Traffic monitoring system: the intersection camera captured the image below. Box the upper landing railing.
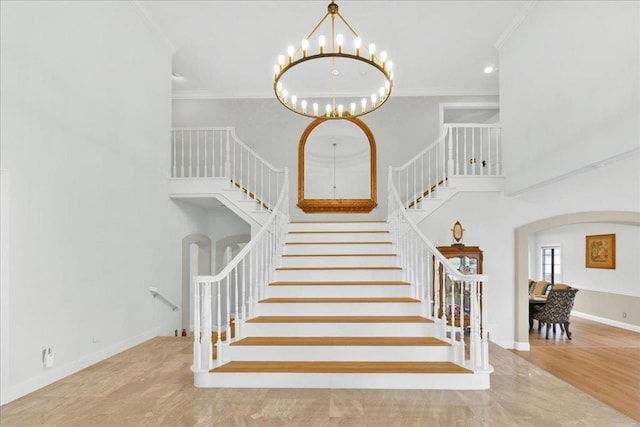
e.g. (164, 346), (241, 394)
(392, 124), (502, 209)
(171, 127), (285, 210)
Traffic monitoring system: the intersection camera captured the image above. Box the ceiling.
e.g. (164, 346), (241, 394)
(138, 1), (528, 99)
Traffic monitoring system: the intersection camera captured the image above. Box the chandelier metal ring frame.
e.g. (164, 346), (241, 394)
(273, 1), (394, 120)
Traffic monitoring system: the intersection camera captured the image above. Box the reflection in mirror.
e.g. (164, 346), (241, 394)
(304, 120), (369, 199)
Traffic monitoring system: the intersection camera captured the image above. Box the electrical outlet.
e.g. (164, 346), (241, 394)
(622, 312), (627, 319)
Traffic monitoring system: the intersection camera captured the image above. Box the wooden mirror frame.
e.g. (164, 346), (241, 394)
(297, 117), (377, 214)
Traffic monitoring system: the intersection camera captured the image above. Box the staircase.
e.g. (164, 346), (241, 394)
(192, 220), (490, 390)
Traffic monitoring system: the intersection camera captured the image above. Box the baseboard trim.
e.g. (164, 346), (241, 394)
(493, 340), (530, 351)
(3, 326), (162, 405)
(571, 311), (640, 333)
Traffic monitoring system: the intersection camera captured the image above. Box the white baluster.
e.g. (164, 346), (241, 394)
(496, 128), (502, 175)
(226, 276), (231, 354)
(188, 131), (193, 177)
(225, 129), (231, 180)
(487, 128), (492, 176)
(462, 128), (467, 176)
(196, 130), (200, 177)
(215, 280), (221, 366)
(480, 128), (484, 176)
(447, 125), (454, 178)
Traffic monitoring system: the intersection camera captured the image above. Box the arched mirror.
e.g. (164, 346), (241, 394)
(298, 117), (377, 213)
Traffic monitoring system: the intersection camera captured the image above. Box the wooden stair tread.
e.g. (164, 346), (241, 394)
(269, 281), (410, 286)
(276, 266), (401, 271)
(231, 337), (449, 346)
(259, 297), (419, 303)
(246, 316), (433, 323)
(210, 361), (471, 374)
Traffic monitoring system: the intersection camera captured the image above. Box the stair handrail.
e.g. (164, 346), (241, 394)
(191, 168), (289, 373)
(171, 127), (285, 210)
(390, 127), (450, 210)
(387, 165), (490, 372)
(149, 286), (179, 311)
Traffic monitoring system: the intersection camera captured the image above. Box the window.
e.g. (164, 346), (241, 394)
(541, 246), (561, 284)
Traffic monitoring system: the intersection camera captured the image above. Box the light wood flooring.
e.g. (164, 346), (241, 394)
(514, 316), (640, 422)
(1, 318), (638, 426)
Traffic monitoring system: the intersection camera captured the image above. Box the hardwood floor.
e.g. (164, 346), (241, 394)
(2, 318), (638, 426)
(513, 316), (640, 422)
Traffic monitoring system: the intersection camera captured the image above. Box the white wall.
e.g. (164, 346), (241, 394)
(499, 1), (640, 195)
(419, 150), (640, 348)
(0, 2), (208, 403)
(172, 95), (498, 220)
(207, 206), (250, 272)
(533, 223), (640, 297)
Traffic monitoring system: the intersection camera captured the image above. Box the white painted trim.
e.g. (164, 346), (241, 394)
(571, 311), (640, 333)
(494, 340), (530, 351)
(3, 327), (162, 405)
(0, 170), (10, 405)
(494, 1), (538, 50)
(438, 101), (500, 135)
(132, 1), (176, 54)
(507, 148), (640, 196)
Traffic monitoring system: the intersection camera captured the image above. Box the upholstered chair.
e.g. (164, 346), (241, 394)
(551, 283), (571, 290)
(530, 281), (551, 296)
(532, 288), (579, 339)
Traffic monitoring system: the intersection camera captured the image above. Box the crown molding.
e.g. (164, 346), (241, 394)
(494, 1), (538, 51)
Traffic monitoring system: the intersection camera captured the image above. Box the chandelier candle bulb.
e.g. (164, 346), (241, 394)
(368, 43), (376, 60)
(282, 89), (288, 104)
(350, 102), (356, 116)
(287, 46), (295, 63)
(291, 95), (297, 109)
(325, 104), (332, 117)
(278, 54), (285, 70)
(318, 35), (326, 54)
(380, 51), (387, 67)
(379, 87), (385, 99)
(338, 104), (344, 117)
(354, 37), (362, 56)
(276, 82), (282, 94)
(302, 38), (309, 57)
(301, 100), (307, 114)
(361, 97), (367, 113)
(313, 103), (319, 116)
(371, 93), (377, 108)
(336, 34), (344, 54)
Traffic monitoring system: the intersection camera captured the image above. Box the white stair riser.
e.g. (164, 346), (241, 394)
(288, 222), (389, 232)
(265, 285), (413, 298)
(227, 345), (452, 362)
(275, 269), (403, 282)
(280, 255), (398, 268)
(284, 242), (394, 255)
(242, 322), (437, 337)
(195, 372), (490, 390)
(286, 232), (391, 243)
(255, 303), (422, 316)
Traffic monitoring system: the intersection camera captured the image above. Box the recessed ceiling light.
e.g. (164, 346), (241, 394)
(484, 66), (495, 74)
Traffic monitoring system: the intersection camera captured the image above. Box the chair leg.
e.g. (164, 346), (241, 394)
(538, 321), (543, 332)
(545, 323), (550, 339)
(564, 322), (572, 340)
(552, 323), (556, 334)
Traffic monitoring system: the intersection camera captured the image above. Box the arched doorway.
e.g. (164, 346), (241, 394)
(514, 210), (640, 349)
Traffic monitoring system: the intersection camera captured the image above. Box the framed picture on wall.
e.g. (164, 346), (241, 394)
(585, 233), (616, 269)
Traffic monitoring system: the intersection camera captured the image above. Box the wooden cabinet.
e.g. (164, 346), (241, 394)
(436, 245), (483, 328)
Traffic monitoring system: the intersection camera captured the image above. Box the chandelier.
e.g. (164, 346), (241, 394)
(273, 1), (394, 119)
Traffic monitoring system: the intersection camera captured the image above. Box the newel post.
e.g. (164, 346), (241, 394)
(225, 128), (232, 183)
(446, 125), (455, 178)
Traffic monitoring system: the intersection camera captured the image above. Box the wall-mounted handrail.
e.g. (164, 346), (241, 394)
(149, 287), (179, 311)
